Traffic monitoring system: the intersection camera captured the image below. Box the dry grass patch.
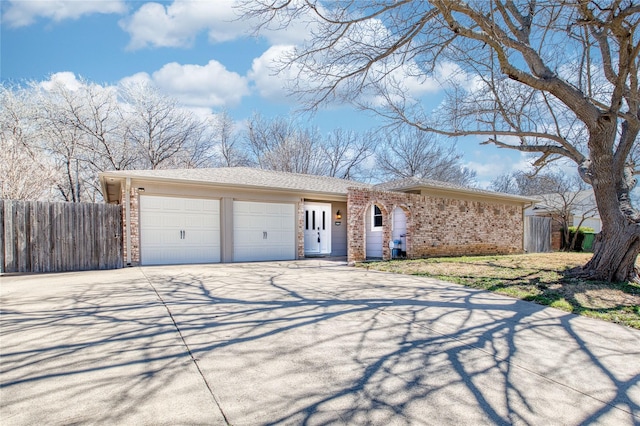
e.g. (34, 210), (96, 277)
(360, 253), (640, 329)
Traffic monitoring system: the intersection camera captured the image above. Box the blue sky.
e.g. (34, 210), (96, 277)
(1, 0), (529, 187)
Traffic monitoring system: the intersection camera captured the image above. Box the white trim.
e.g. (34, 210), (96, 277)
(371, 204), (383, 232)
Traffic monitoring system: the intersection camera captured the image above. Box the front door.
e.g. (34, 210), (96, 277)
(304, 202), (332, 255)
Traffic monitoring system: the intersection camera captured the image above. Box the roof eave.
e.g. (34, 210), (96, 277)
(398, 184), (538, 205)
(98, 172), (350, 199)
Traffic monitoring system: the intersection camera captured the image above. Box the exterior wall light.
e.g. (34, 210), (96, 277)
(335, 210), (342, 220)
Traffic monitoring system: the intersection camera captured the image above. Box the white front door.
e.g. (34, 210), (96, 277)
(304, 202), (331, 255)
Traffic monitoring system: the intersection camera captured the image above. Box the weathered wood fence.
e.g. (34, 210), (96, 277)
(524, 216), (551, 253)
(1, 200), (123, 273)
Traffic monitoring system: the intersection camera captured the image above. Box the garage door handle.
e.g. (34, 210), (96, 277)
(263, 231), (267, 239)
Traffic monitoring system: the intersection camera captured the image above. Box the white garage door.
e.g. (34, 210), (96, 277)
(233, 201), (296, 262)
(140, 195), (220, 265)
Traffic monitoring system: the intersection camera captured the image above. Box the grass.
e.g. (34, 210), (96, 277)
(358, 252), (640, 329)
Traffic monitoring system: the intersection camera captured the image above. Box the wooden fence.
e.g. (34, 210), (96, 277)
(1, 200), (123, 273)
(524, 216), (551, 253)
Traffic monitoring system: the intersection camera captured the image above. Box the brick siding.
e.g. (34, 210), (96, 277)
(119, 185), (524, 265)
(121, 186), (140, 265)
(297, 201), (305, 259)
(347, 188), (524, 263)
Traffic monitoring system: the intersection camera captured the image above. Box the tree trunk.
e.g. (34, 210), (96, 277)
(576, 117), (640, 283)
(580, 222), (640, 283)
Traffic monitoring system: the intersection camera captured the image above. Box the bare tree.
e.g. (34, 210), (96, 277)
(1, 78), (216, 201)
(42, 79), (137, 198)
(490, 170), (576, 196)
(489, 172), (521, 196)
(242, 1), (640, 282)
(552, 191), (599, 251)
(34, 81), (94, 202)
(0, 84), (55, 200)
(376, 126), (476, 185)
(493, 170), (598, 250)
(119, 81), (206, 170)
(245, 114), (377, 179)
(211, 110), (250, 167)
(245, 114), (326, 174)
(322, 128), (375, 180)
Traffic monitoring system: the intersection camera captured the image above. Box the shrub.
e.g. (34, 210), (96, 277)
(567, 226), (596, 252)
(568, 226), (595, 234)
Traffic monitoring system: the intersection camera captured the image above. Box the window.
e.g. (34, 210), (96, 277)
(372, 205), (383, 229)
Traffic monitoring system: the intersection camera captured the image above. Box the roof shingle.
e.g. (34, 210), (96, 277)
(101, 167), (371, 195)
(100, 167), (536, 204)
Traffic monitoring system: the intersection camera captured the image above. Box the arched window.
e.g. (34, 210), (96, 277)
(372, 205), (383, 229)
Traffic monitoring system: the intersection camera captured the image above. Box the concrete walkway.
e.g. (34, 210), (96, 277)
(1, 259), (639, 425)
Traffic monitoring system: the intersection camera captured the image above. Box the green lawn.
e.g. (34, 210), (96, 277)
(358, 252), (640, 329)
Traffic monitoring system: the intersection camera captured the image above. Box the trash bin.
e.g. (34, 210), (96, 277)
(391, 239), (402, 259)
(582, 232), (595, 252)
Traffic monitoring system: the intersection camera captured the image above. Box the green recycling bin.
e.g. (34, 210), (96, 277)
(582, 232), (595, 252)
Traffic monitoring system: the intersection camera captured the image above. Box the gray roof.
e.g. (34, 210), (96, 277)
(375, 176), (537, 203)
(100, 167), (535, 204)
(100, 167), (371, 196)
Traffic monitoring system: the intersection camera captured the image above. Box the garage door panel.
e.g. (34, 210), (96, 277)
(144, 229), (177, 245)
(187, 214), (215, 229)
(267, 215), (282, 225)
(140, 196), (220, 265)
(233, 201), (295, 262)
(184, 198), (206, 211)
(234, 215), (262, 230)
(190, 230), (219, 245)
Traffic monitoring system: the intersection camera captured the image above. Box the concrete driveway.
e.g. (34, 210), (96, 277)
(1, 259), (639, 425)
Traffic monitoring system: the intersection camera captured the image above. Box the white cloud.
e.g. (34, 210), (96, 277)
(248, 45), (299, 102)
(120, 0), (316, 50)
(39, 72), (83, 91)
(152, 60), (249, 107)
(466, 150), (533, 189)
(120, 60), (249, 108)
(2, 0), (126, 28)
(120, 0), (246, 49)
(433, 61), (481, 92)
(118, 72), (153, 87)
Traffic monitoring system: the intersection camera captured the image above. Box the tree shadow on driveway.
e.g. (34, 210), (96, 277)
(144, 262), (640, 425)
(0, 268), (225, 425)
(2, 262), (639, 425)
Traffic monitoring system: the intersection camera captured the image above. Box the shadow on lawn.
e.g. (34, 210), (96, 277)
(405, 259), (640, 329)
(1, 262), (639, 425)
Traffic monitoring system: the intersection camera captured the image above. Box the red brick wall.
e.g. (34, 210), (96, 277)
(551, 231), (562, 251)
(347, 188), (524, 263)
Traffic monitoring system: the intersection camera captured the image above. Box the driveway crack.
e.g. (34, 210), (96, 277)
(139, 268), (231, 425)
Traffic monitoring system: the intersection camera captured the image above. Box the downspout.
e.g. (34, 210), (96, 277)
(125, 177), (131, 266)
